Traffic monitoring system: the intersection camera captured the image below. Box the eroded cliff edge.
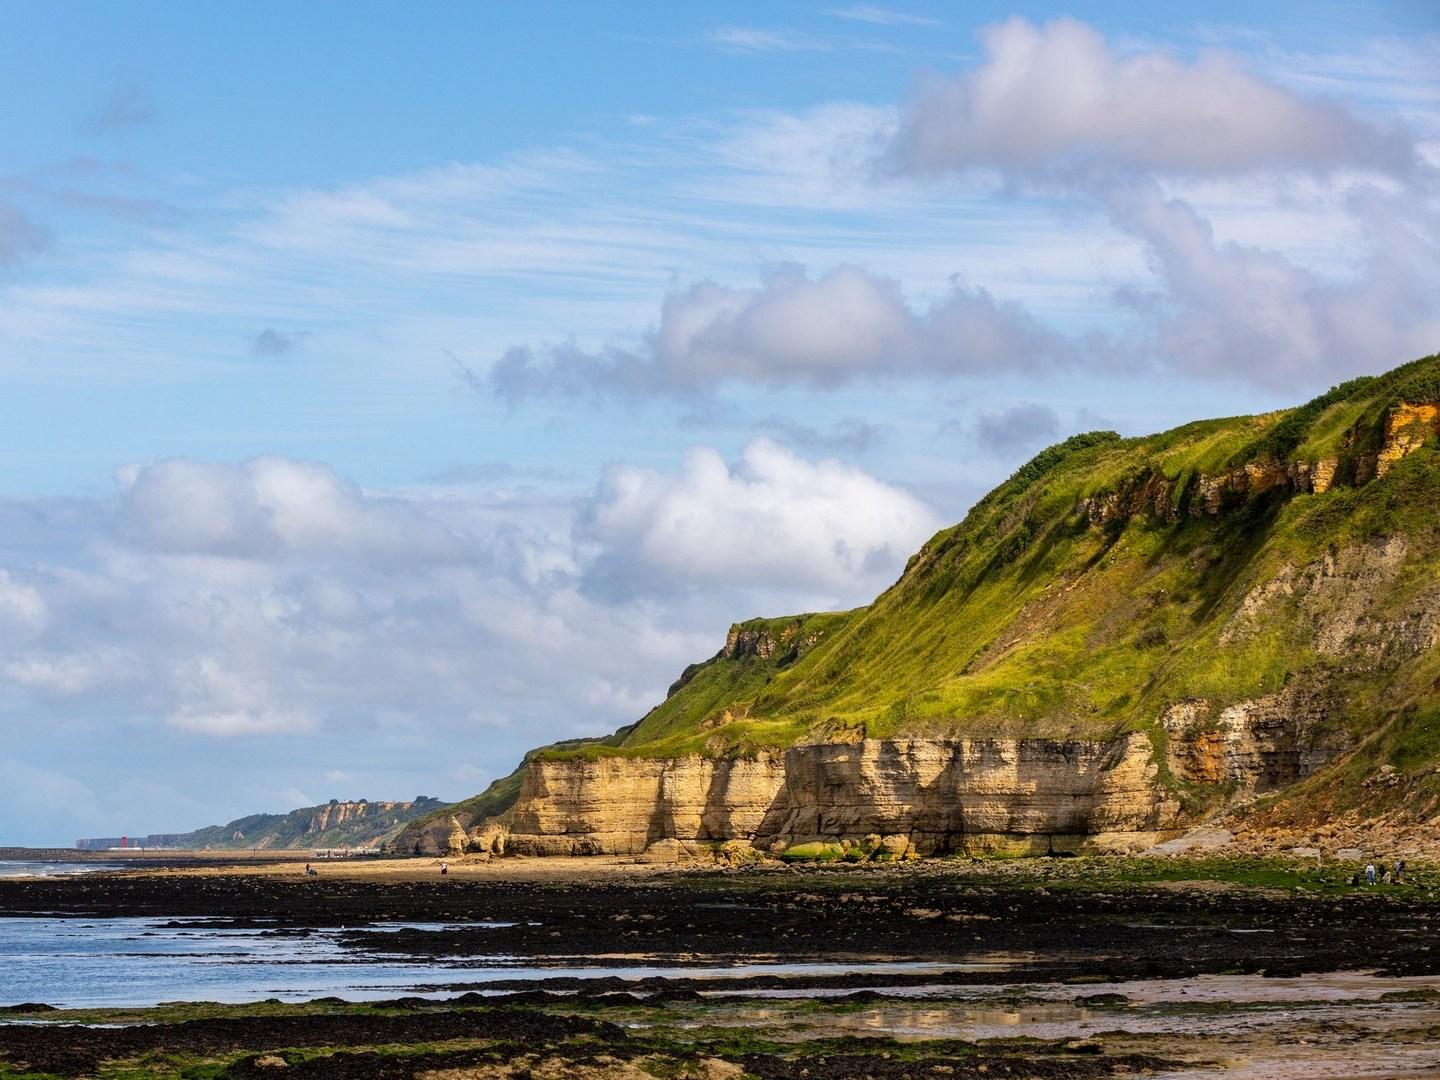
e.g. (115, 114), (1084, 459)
(493, 685), (1350, 858)
(399, 357), (1440, 858)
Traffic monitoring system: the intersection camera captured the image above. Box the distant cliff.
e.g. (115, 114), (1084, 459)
(421, 353), (1440, 860)
(81, 796), (449, 851)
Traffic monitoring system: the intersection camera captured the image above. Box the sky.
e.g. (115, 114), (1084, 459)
(1, 2), (1437, 845)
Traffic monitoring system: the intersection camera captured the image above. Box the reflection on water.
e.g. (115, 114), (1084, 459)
(4, 915), (1440, 1080)
(0, 917), (511, 1008)
(0, 917), (978, 1008)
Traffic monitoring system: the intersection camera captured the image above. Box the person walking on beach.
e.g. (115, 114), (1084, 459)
(1365, 861), (1377, 884)
(440, 860), (449, 876)
(1395, 859), (1406, 884)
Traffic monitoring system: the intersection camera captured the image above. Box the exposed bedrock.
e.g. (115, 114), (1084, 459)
(500, 720), (1346, 858)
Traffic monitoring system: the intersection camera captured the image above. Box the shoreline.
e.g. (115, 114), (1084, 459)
(3, 857), (1438, 1077)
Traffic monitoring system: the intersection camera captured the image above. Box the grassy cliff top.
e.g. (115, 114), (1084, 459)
(526, 356), (1440, 820)
(173, 797), (447, 850)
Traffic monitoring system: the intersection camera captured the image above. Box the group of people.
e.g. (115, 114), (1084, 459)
(1356, 859), (1406, 885)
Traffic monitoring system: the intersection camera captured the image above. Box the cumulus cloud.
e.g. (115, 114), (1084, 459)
(491, 263), (1071, 401)
(169, 656), (315, 737)
(116, 457), (465, 562)
(891, 17), (1416, 179)
(578, 438), (941, 597)
(0, 446), (938, 744)
(1109, 181), (1440, 386)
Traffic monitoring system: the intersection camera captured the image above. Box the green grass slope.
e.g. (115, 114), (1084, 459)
(529, 354), (1440, 821)
(175, 797), (449, 850)
(392, 729), (639, 847)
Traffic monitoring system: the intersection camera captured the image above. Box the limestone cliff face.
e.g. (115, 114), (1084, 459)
(499, 725), (1341, 858)
(304, 800), (412, 833)
(506, 754), (785, 856)
(1160, 688), (1351, 797)
(491, 530), (1433, 859)
(754, 735), (1177, 855)
(441, 370), (1440, 858)
(160, 796), (447, 851)
(1378, 403), (1440, 478)
(1078, 401), (1438, 527)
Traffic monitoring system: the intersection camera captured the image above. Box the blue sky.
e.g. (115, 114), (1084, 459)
(0, 2), (1437, 845)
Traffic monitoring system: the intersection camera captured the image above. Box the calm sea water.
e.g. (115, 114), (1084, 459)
(0, 860), (124, 878)
(0, 917), (956, 1008)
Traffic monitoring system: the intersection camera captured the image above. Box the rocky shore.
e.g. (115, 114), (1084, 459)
(1, 857), (1438, 1077)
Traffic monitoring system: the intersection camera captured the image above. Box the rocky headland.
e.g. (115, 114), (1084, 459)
(399, 356), (1440, 861)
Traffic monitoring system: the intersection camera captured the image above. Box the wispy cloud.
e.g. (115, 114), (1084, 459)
(824, 5), (938, 27)
(0, 19), (1431, 404)
(707, 26), (830, 53)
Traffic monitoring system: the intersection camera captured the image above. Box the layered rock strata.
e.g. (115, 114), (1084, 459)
(1079, 401), (1439, 527)
(500, 721), (1346, 858)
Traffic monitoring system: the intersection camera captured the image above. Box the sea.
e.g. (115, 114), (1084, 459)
(0, 859), (124, 878)
(0, 915), (955, 1008)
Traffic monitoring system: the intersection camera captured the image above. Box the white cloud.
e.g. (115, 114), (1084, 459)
(0, 445), (938, 744)
(0, 570), (47, 634)
(1108, 180), (1440, 385)
(825, 6), (938, 28)
(891, 17), (1416, 178)
(708, 27), (829, 53)
(579, 438), (941, 596)
(492, 263), (1073, 400)
(2, 650), (133, 696)
(168, 656), (317, 737)
(117, 457), (466, 563)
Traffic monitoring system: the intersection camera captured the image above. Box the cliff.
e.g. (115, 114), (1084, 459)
(158, 796), (448, 850)
(441, 355), (1440, 858)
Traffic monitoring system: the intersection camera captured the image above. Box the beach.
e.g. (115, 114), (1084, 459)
(1, 854), (1437, 1077)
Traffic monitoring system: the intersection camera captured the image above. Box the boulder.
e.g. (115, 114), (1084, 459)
(718, 839), (761, 866)
(635, 837), (699, 863)
(879, 833), (911, 858)
(469, 823), (509, 856)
